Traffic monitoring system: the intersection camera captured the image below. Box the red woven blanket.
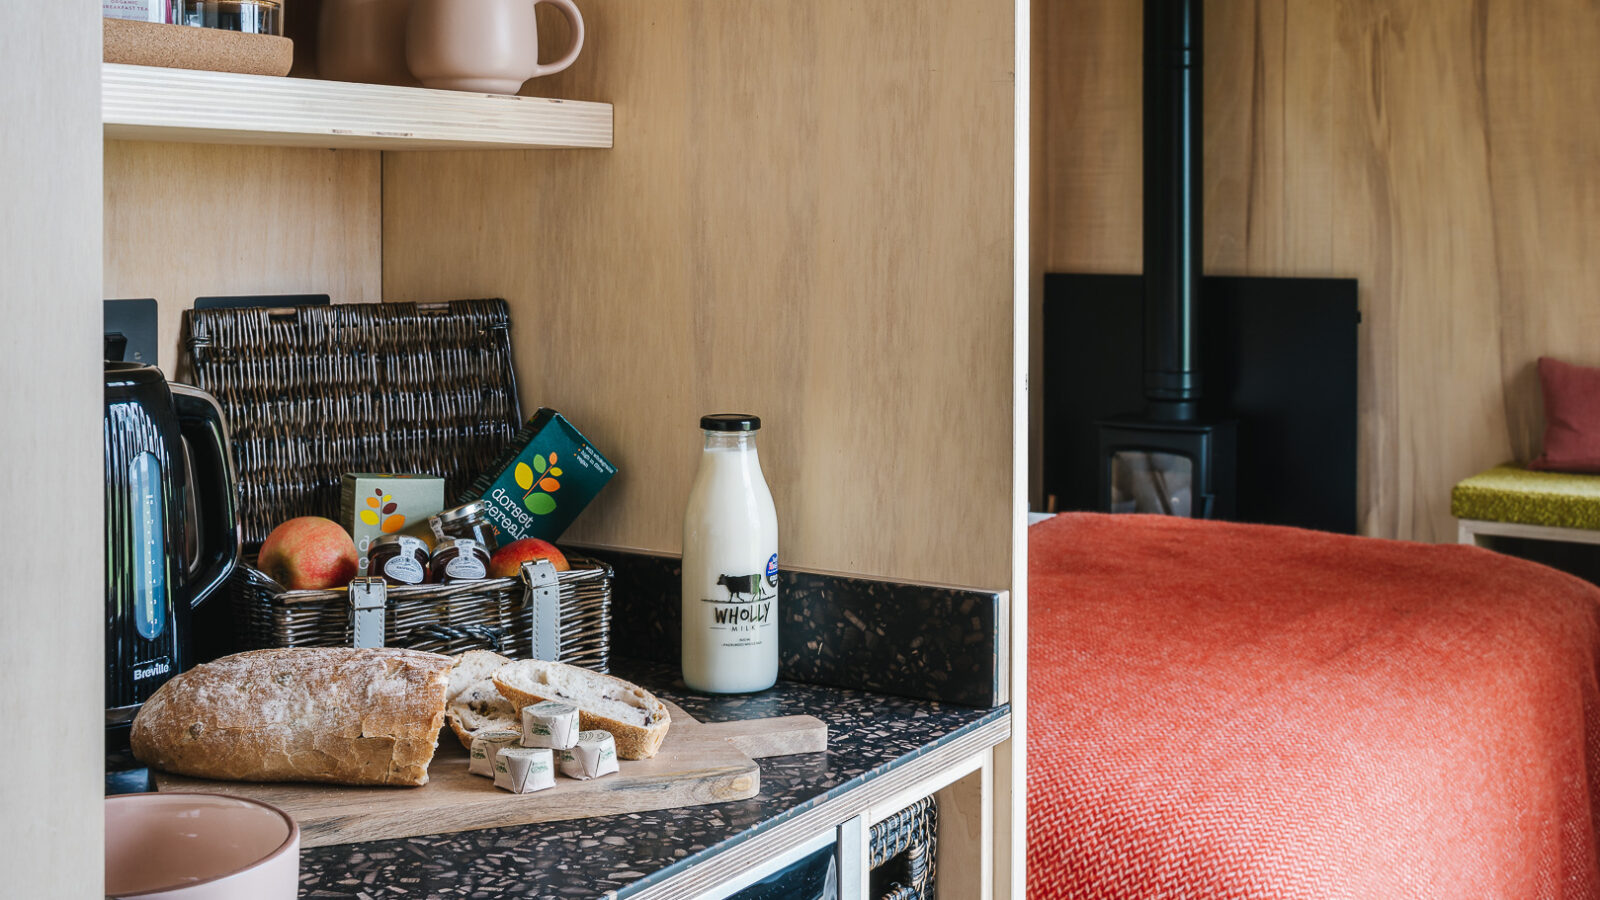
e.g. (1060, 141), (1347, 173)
(1028, 513), (1600, 898)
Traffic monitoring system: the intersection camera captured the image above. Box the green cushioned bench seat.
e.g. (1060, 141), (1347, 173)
(1451, 464), (1600, 531)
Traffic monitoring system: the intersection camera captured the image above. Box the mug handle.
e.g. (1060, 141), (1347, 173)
(529, 0), (585, 78)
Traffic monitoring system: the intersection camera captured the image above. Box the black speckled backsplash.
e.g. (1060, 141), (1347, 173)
(575, 547), (1006, 708)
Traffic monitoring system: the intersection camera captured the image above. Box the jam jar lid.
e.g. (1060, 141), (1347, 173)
(370, 533), (428, 553)
(368, 533), (431, 585)
(432, 501), (487, 528)
(430, 500), (499, 551)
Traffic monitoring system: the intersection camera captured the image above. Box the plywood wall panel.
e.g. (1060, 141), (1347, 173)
(1038, 0), (1141, 274)
(104, 141), (382, 375)
(384, 0), (1015, 589)
(1482, 0), (1600, 463)
(1037, 0), (1600, 542)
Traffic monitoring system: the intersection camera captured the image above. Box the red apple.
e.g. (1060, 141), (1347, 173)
(259, 516), (359, 590)
(489, 538), (570, 578)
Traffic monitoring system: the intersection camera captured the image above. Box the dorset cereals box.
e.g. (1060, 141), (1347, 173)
(463, 409), (617, 544)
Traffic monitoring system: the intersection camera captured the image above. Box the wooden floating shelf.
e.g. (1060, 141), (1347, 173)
(102, 63), (612, 151)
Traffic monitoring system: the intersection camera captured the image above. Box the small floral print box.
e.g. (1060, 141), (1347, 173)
(340, 473), (446, 576)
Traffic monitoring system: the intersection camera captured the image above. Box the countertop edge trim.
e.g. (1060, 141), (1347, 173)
(621, 712), (1012, 900)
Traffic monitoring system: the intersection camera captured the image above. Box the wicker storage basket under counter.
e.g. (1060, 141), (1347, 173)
(231, 555), (613, 668)
(871, 796), (939, 900)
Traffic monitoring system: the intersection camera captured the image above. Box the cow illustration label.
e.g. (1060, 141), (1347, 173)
(702, 572), (775, 626)
(689, 564), (777, 640)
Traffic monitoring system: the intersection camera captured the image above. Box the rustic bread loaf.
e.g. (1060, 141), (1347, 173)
(492, 660), (671, 759)
(444, 649), (516, 748)
(130, 647), (454, 786)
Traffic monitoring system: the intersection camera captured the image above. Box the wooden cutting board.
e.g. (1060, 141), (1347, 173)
(154, 702), (827, 847)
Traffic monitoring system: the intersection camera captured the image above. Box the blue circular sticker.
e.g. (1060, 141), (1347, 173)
(766, 553), (779, 586)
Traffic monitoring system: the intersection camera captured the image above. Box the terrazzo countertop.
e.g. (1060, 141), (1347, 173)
(299, 660), (1008, 899)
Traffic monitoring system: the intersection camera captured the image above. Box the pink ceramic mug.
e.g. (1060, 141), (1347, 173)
(406, 0), (586, 94)
(105, 792), (300, 900)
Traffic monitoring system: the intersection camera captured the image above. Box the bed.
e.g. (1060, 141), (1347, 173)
(1028, 513), (1600, 898)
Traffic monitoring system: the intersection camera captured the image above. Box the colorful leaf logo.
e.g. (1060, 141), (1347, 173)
(359, 487), (405, 532)
(517, 452), (561, 515)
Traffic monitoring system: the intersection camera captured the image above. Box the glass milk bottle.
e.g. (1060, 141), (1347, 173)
(682, 414), (779, 693)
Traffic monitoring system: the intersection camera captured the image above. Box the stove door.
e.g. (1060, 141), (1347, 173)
(1110, 450), (1194, 517)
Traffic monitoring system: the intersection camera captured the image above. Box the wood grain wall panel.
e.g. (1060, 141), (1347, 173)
(104, 142), (382, 375)
(1482, 0), (1600, 463)
(383, 0), (1016, 589)
(1038, 0), (1141, 274)
(1037, 0), (1600, 542)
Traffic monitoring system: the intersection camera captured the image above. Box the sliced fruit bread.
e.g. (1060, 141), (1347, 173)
(445, 649), (516, 748)
(492, 660), (671, 759)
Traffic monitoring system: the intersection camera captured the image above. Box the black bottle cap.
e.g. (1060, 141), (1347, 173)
(700, 413), (762, 432)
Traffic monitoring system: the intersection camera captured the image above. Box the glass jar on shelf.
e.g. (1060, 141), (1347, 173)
(175, 0), (283, 35)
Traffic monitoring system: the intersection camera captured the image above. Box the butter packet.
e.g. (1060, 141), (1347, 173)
(558, 730), (619, 781)
(468, 730), (522, 778)
(520, 701), (580, 751)
(461, 409), (616, 544)
(494, 747), (557, 793)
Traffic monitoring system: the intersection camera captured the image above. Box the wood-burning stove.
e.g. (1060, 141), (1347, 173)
(1096, 0), (1236, 519)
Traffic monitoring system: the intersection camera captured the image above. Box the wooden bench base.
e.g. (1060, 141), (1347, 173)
(1457, 518), (1600, 548)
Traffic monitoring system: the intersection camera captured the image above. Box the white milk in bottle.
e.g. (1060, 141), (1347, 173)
(682, 414), (779, 693)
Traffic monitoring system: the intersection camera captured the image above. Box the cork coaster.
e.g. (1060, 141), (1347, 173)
(105, 18), (293, 77)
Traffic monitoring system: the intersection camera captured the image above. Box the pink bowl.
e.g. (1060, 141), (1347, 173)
(105, 793), (300, 900)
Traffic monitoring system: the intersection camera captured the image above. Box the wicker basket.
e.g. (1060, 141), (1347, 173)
(870, 796), (939, 900)
(230, 554), (613, 668)
(181, 298), (615, 664)
(182, 299), (521, 548)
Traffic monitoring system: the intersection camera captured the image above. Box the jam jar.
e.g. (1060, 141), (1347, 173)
(430, 537), (491, 584)
(429, 501), (499, 552)
(367, 534), (431, 586)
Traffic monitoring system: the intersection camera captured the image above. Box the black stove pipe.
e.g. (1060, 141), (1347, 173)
(1143, 0), (1203, 420)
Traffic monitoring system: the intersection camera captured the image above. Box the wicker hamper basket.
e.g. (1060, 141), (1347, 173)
(183, 299), (612, 668)
(230, 555), (613, 667)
